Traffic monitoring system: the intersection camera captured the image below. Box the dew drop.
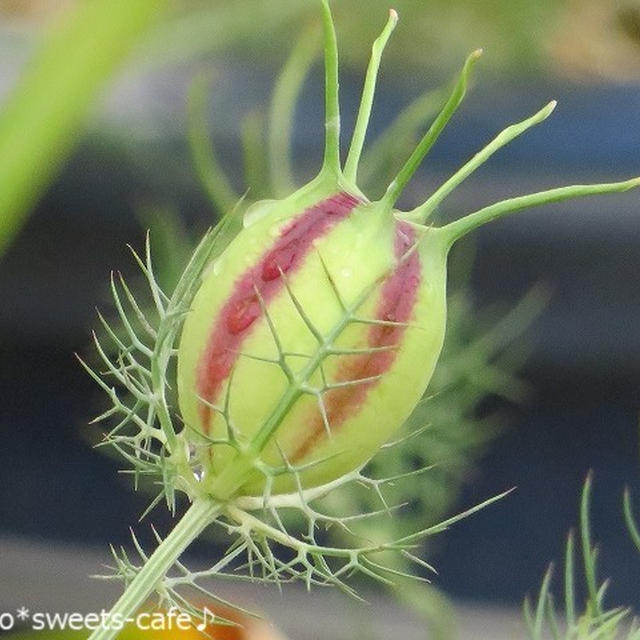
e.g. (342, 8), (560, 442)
(243, 199), (278, 228)
(269, 224), (282, 238)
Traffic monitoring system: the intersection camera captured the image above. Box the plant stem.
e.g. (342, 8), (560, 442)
(320, 0), (341, 178)
(88, 498), (220, 640)
(404, 100), (556, 223)
(380, 49), (482, 210)
(343, 9), (398, 184)
(269, 28), (319, 197)
(440, 177), (640, 248)
(187, 74), (240, 213)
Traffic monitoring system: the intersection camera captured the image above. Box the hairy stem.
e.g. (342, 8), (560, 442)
(88, 498), (221, 640)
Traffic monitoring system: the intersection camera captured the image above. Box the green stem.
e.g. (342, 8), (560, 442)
(580, 472), (601, 617)
(150, 356), (179, 456)
(343, 9), (398, 184)
(440, 177), (640, 249)
(242, 110), (270, 199)
(380, 48), (482, 210)
(564, 531), (576, 629)
(88, 498), (220, 640)
(405, 100), (556, 223)
(623, 488), (640, 554)
(269, 28), (319, 197)
(359, 86), (444, 191)
(226, 504), (383, 557)
(320, 0), (341, 178)
(187, 74), (239, 213)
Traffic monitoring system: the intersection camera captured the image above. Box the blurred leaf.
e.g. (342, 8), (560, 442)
(0, 0), (168, 256)
(143, 0), (562, 77)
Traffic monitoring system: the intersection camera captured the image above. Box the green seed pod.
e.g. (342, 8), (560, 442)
(177, 2), (639, 499)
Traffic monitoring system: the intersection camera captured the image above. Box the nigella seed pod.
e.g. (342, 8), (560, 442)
(179, 183), (444, 498)
(178, 2), (639, 499)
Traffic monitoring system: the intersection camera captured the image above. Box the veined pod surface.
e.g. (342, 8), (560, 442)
(178, 178), (448, 496)
(177, 2), (639, 499)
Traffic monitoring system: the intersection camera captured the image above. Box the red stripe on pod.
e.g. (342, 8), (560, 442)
(195, 193), (361, 429)
(292, 220), (421, 461)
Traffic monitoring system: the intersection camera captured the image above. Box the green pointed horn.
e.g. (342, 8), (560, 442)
(439, 177), (640, 249)
(359, 86), (445, 191)
(344, 9), (398, 184)
(320, 0), (341, 178)
(403, 100), (557, 224)
(380, 48), (482, 210)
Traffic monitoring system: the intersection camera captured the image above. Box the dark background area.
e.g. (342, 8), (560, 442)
(1, 65), (640, 611)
